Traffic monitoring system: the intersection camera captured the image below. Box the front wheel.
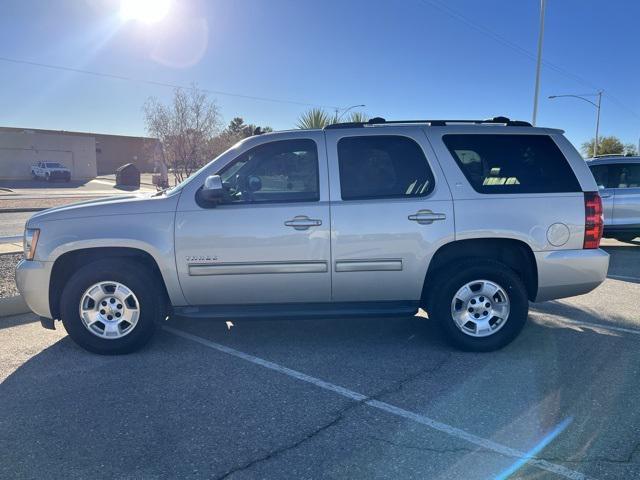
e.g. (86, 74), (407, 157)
(428, 259), (529, 352)
(60, 259), (164, 354)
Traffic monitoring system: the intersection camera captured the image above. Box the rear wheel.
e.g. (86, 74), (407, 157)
(427, 259), (529, 351)
(45, 173), (51, 182)
(60, 259), (164, 354)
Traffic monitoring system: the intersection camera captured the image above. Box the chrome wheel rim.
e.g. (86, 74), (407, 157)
(79, 281), (140, 339)
(450, 279), (510, 338)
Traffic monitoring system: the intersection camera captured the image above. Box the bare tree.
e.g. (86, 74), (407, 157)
(144, 85), (221, 183)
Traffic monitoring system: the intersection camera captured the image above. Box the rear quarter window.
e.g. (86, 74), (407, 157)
(442, 134), (581, 194)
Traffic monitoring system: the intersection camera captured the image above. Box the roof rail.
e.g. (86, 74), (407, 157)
(324, 116), (533, 129)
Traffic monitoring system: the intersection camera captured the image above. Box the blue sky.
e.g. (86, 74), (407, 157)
(1, 0), (638, 152)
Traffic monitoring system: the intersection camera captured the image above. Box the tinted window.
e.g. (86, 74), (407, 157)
(589, 164), (610, 189)
(612, 163), (640, 189)
(443, 134), (581, 194)
(219, 139), (319, 203)
(337, 135), (434, 200)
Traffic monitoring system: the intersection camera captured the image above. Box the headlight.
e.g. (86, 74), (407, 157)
(24, 228), (40, 260)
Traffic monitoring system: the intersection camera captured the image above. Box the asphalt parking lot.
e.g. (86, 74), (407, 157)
(1, 243), (639, 480)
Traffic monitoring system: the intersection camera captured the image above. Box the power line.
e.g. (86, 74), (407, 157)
(420, 0), (640, 122)
(0, 55), (340, 110)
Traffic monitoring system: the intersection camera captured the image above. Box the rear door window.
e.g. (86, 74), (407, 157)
(442, 134), (581, 194)
(612, 163), (640, 189)
(337, 135), (435, 200)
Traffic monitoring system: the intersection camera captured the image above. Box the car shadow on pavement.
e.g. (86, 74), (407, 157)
(530, 298), (634, 328)
(0, 312), (40, 330)
(602, 245), (640, 282)
(2, 311), (640, 478)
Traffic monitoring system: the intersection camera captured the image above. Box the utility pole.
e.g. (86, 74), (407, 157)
(532, 0), (546, 126)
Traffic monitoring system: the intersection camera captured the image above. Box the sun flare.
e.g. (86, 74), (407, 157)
(120, 0), (172, 24)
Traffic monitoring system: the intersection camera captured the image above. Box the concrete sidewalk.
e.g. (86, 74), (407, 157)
(0, 242), (21, 255)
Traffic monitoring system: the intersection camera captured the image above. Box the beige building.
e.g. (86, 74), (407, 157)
(0, 129), (96, 180)
(0, 127), (158, 179)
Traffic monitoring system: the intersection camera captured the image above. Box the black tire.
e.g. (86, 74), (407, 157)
(31, 171), (37, 181)
(45, 173), (50, 182)
(428, 259), (529, 352)
(60, 258), (164, 355)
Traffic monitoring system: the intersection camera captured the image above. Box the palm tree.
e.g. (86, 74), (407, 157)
(346, 111), (369, 123)
(296, 108), (333, 129)
(296, 108), (369, 129)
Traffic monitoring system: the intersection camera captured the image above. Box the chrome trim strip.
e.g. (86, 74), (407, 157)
(189, 261), (328, 276)
(335, 259), (403, 272)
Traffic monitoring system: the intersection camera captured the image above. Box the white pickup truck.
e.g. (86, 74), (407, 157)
(31, 161), (71, 182)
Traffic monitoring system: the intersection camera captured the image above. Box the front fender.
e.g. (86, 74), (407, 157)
(36, 212), (187, 306)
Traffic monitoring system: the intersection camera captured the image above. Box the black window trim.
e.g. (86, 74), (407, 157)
(336, 134), (436, 201)
(211, 138), (321, 206)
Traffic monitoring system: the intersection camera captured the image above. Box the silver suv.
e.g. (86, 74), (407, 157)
(16, 117), (609, 354)
(586, 155), (640, 242)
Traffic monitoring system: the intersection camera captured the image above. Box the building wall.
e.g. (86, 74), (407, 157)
(95, 135), (157, 175)
(0, 131), (96, 179)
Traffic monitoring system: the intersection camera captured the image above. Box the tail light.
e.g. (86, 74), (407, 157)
(583, 192), (603, 249)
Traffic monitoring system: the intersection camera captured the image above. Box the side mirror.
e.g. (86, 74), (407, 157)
(199, 175), (224, 205)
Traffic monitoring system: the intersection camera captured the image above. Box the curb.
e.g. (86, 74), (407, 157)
(0, 295), (30, 318)
(95, 176), (157, 188)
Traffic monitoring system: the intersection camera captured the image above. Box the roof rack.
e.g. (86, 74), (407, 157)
(324, 116), (532, 129)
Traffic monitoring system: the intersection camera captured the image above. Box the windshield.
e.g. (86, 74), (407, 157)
(45, 162), (63, 168)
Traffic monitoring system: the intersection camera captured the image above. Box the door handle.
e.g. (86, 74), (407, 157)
(285, 215), (322, 230)
(408, 210), (446, 225)
(600, 193), (612, 198)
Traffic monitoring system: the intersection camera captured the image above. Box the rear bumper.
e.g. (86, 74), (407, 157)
(15, 259), (53, 318)
(534, 248), (609, 302)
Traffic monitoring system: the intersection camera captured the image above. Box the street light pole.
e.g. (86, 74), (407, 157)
(594, 90), (602, 157)
(336, 104), (366, 122)
(548, 92), (602, 157)
(532, 0), (546, 126)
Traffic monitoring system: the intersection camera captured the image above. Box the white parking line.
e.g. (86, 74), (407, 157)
(163, 326), (589, 480)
